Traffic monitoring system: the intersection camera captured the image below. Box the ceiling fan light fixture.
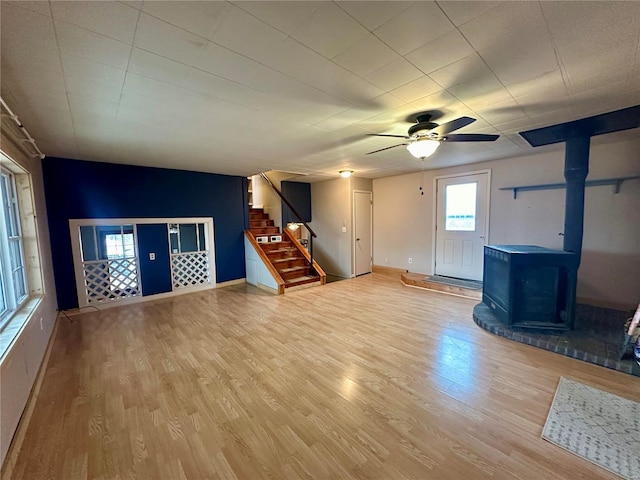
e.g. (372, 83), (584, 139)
(339, 170), (353, 178)
(406, 139), (440, 159)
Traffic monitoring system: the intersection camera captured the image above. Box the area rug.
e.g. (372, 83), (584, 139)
(542, 377), (640, 479)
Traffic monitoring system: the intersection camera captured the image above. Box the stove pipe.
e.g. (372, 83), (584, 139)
(563, 136), (590, 265)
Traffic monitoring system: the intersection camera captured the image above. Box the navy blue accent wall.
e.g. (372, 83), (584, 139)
(281, 181), (311, 225)
(42, 157), (248, 309)
(137, 224), (172, 296)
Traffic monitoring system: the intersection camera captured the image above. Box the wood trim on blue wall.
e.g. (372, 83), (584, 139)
(42, 157), (248, 310)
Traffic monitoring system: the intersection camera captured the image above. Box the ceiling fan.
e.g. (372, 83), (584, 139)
(366, 114), (499, 158)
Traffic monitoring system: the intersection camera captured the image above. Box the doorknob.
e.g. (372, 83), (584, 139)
(479, 235), (485, 239)
(356, 238), (360, 241)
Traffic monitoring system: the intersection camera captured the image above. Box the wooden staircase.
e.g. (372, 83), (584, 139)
(246, 208), (325, 293)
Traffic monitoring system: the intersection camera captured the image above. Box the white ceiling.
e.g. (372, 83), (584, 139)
(1, 1), (639, 181)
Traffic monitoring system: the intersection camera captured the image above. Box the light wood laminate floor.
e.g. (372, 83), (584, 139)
(5, 274), (639, 479)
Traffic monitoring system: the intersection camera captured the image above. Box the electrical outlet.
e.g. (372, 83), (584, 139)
(149, 252), (156, 260)
(384, 257), (389, 264)
(408, 258), (412, 264)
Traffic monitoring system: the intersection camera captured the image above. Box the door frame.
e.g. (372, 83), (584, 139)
(431, 169), (491, 277)
(352, 190), (373, 277)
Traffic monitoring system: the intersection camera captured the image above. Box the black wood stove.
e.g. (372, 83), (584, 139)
(482, 245), (578, 331)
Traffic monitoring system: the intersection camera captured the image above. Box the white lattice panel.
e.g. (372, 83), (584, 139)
(83, 258), (140, 304)
(172, 252), (210, 289)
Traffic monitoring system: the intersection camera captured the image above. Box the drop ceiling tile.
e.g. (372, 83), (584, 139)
(68, 95), (119, 119)
(234, 2), (322, 36)
(62, 55), (126, 88)
(564, 52), (637, 94)
(1, 4), (62, 74)
(64, 76), (123, 104)
(405, 29), (475, 75)
(128, 48), (191, 86)
(264, 37), (359, 99)
(366, 57), (423, 92)
(210, 5), (288, 65)
(341, 79), (385, 108)
(196, 42), (344, 117)
(51, 1), (139, 44)
(389, 76), (442, 103)
(572, 83), (640, 114)
(543, 1), (640, 61)
(474, 98), (527, 126)
(448, 77), (506, 104)
(57, 22), (132, 69)
(463, 88), (515, 111)
(134, 13), (207, 65)
(142, 1), (232, 39)
(429, 53), (493, 88)
(333, 35), (399, 77)
(4, 1), (51, 17)
(402, 90), (461, 116)
(335, 1), (413, 30)
(505, 70), (567, 98)
(196, 42), (273, 87)
(181, 68), (258, 107)
(437, 1), (502, 27)
(122, 73), (186, 103)
(289, 3), (369, 58)
(460, 2), (554, 54)
(373, 2), (454, 55)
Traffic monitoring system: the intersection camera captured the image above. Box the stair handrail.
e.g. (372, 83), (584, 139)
(259, 172), (317, 274)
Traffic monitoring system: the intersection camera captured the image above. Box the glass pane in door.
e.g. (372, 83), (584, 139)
(445, 182), (477, 231)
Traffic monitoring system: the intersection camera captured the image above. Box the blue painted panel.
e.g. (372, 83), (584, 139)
(42, 158), (248, 309)
(137, 224), (172, 296)
(281, 181), (311, 225)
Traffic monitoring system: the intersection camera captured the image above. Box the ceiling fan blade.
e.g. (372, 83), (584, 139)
(366, 143), (407, 155)
(366, 133), (410, 139)
(443, 133), (499, 142)
(431, 116), (476, 135)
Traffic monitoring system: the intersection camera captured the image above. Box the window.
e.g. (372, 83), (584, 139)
(0, 168), (28, 328)
(444, 182), (477, 231)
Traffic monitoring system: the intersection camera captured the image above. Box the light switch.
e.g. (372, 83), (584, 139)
(341, 226), (347, 233)
(149, 252), (156, 260)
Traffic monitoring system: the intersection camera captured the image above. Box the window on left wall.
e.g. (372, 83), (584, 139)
(0, 166), (28, 329)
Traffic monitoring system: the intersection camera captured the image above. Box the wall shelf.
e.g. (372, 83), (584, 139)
(499, 176), (640, 199)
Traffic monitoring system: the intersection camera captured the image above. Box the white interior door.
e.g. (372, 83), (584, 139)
(354, 191), (372, 276)
(435, 172), (489, 281)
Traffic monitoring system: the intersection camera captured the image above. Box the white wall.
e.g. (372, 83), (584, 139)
(373, 136), (640, 309)
(257, 171), (301, 230)
(0, 134), (58, 467)
(310, 177), (352, 278)
(310, 176), (372, 278)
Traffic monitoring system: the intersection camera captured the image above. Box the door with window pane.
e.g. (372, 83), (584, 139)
(435, 172), (489, 280)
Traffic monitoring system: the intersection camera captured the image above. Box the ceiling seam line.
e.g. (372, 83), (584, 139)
(537, 1), (572, 102)
(48, 0), (80, 155)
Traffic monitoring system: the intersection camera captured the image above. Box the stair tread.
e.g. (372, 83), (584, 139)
(279, 266), (309, 273)
(272, 256), (304, 263)
(285, 275), (320, 286)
